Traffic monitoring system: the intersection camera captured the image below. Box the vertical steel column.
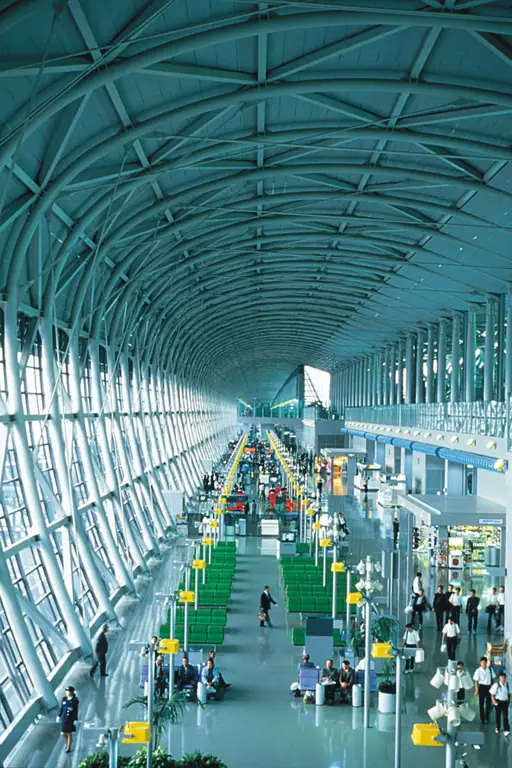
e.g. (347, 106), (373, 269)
(396, 341), (403, 405)
(405, 334), (414, 404)
(426, 325), (435, 404)
(415, 330), (424, 404)
(437, 320), (447, 403)
(450, 314), (461, 403)
(356, 360), (362, 407)
(364, 357), (369, 406)
(506, 289), (512, 400)
(389, 345), (396, 405)
(376, 352), (383, 406)
(465, 307), (476, 402)
(484, 298), (495, 402)
(345, 569), (351, 636)
(394, 655), (403, 768)
(382, 349), (389, 406)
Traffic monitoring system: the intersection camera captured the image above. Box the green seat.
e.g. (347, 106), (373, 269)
(211, 612), (227, 625)
(288, 598), (302, 612)
(301, 598), (316, 613)
(316, 598), (331, 613)
(207, 628), (224, 644)
(296, 543), (309, 554)
(333, 629), (342, 646)
(292, 626), (306, 646)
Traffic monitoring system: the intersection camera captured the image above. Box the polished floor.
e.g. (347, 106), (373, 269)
(7, 487), (510, 768)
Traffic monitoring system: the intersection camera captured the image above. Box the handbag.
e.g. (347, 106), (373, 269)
(440, 643), (447, 653)
(258, 611), (268, 622)
(485, 605), (494, 614)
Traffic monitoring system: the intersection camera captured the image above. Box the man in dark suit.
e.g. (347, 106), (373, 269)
(90, 625), (109, 677)
(260, 585), (278, 627)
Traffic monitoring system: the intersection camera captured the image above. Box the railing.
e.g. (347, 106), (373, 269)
(344, 401), (510, 441)
(237, 403), (341, 420)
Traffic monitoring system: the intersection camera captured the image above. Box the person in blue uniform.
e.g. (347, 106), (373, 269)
(58, 686), (79, 753)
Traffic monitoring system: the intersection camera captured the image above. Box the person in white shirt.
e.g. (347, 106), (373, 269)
(412, 572), (423, 596)
(456, 661), (467, 703)
(490, 672), (510, 735)
(449, 587), (462, 626)
(441, 617), (460, 660)
(403, 623), (420, 673)
(496, 586), (505, 628)
(473, 656), (495, 724)
(487, 587), (498, 633)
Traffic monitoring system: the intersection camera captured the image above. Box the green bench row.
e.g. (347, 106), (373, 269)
(159, 624), (225, 644)
(287, 596), (355, 613)
(292, 626), (344, 647)
(286, 585), (347, 596)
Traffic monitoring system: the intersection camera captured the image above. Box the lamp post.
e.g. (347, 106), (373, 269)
(354, 555), (383, 729)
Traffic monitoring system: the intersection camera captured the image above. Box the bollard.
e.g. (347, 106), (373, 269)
(197, 681), (206, 705)
(315, 683), (325, 706)
(352, 683), (363, 708)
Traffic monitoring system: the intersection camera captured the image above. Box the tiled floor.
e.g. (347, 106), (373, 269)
(7, 488), (510, 768)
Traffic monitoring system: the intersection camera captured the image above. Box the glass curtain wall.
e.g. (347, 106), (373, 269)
(0, 307), (235, 741)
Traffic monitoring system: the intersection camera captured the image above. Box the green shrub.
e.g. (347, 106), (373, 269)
(179, 753), (227, 768)
(77, 752), (130, 768)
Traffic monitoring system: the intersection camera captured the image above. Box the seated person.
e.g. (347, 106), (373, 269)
(339, 660), (354, 702)
(208, 650), (230, 689)
(321, 659), (339, 704)
(155, 655), (167, 697)
(176, 657), (197, 692)
(293, 653), (316, 697)
(201, 659), (220, 696)
(298, 653), (315, 671)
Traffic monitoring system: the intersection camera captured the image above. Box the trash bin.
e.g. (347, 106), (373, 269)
(485, 546), (499, 567)
(352, 684), (363, 708)
(315, 683), (325, 706)
(239, 518), (247, 536)
(234, 521), (240, 535)
(197, 682), (206, 705)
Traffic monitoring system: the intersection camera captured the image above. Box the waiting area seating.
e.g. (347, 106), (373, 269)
(291, 626), (344, 647)
(281, 556), (354, 616)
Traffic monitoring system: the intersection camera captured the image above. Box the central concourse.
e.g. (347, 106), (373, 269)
(8, 482), (507, 768)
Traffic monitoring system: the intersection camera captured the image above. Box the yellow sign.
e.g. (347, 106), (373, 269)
(122, 721), (151, 744)
(219, 496), (227, 504)
(306, 508), (315, 516)
(192, 559), (206, 569)
(371, 642), (394, 659)
(159, 638), (180, 654)
(347, 591), (363, 605)
(313, 522), (321, 530)
(179, 590), (195, 603)
(202, 537), (213, 546)
(411, 723), (442, 747)
(320, 538), (332, 547)
(210, 520), (219, 529)
(213, 507), (223, 515)
(331, 562), (346, 573)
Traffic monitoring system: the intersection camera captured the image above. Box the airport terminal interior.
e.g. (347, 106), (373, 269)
(1, 1), (512, 766)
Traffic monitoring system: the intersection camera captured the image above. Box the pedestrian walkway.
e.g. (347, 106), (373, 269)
(7, 491), (510, 767)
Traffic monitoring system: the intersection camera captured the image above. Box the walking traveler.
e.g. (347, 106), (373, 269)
(473, 656), (495, 724)
(444, 584), (454, 623)
(486, 587), (497, 632)
(90, 625), (109, 677)
(496, 585), (505, 628)
(456, 661), (466, 703)
(466, 589), (480, 633)
(433, 586), (445, 631)
(412, 572), (423, 596)
(490, 672), (510, 735)
(412, 589), (431, 628)
(403, 623), (420, 673)
(441, 617), (460, 661)
(449, 587), (463, 626)
(259, 585), (277, 627)
(57, 686), (79, 754)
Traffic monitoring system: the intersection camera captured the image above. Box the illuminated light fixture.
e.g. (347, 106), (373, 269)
(404, 429), (410, 435)
(494, 458), (506, 472)
(395, 428), (401, 434)
(467, 438), (476, 447)
(450, 436), (458, 444)
(386, 427), (392, 433)
(424, 432), (431, 438)
(436, 434), (444, 441)
(414, 430), (420, 437)
(487, 440), (496, 450)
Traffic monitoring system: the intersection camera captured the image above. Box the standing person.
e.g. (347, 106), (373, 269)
(449, 587), (463, 626)
(466, 589), (480, 633)
(392, 514), (399, 548)
(412, 572), (423, 596)
(403, 623), (420, 673)
(57, 686), (79, 754)
(155, 655), (167, 697)
(441, 617), (460, 661)
(486, 587), (498, 632)
(90, 625), (109, 678)
(491, 672), (510, 735)
(456, 661), (466, 703)
(433, 586), (446, 632)
(496, 585), (505, 628)
(259, 585), (278, 627)
(473, 656), (495, 724)
(444, 584), (454, 624)
(317, 477), (323, 498)
(412, 589), (431, 629)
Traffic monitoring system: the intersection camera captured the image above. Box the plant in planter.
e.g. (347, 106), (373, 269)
(179, 752), (228, 768)
(77, 751), (131, 768)
(128, 745), (176, 767)
(378, 660), (397, 714)
(372, 615), (399, 645)
(123, 690), (188, 749)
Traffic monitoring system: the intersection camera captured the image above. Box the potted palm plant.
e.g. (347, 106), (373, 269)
(123, 689), (188, 750)
(378, 660), (396, 714)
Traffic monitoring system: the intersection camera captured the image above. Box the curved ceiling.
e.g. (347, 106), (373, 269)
(1, 0), (512, 399)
